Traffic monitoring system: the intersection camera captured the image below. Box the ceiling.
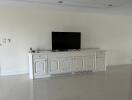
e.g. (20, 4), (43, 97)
(1, 0), (131, 8)
(1, 0), (132, 15)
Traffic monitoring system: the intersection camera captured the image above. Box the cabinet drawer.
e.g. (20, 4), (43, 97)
(33, 54), (47, 59)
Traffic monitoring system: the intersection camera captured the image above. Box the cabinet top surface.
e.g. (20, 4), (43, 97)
(29, 48), (106, 55)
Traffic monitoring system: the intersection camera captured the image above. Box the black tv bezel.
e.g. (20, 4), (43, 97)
(52, 32), (81, 51)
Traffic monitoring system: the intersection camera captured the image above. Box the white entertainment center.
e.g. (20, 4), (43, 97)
(29, 49), (106, 79)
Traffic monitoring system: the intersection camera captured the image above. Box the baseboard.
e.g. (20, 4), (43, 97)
(107, 63), (132, 67)
(0, 70), (28, 76)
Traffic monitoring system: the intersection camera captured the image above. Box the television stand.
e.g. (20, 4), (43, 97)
(28, 49), (106, 79)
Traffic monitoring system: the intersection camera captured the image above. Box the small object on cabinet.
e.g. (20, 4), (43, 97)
(29, 47), (35, 53)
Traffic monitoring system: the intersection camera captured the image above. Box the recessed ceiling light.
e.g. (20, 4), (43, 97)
(108, 4), (113, 6)
(58, 0), (63, 4)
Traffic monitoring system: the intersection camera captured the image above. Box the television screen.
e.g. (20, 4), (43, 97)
(52, 32), (81, 51)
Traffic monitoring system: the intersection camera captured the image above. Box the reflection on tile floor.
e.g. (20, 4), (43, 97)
(0, 64), (132, 100)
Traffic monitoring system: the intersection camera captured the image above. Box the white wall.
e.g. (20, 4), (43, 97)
(0, 7), (132, 75)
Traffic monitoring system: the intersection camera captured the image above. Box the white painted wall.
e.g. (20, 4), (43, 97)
(0, 7), (132, 75)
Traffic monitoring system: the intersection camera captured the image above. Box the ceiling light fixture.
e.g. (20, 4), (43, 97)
(58, 0), (63, 4)
(108, 4), (112, 6)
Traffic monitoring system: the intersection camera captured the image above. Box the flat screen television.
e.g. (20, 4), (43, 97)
(52, 32), (81, 51)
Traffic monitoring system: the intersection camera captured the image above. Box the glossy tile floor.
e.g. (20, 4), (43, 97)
(1, 65), (132, 100)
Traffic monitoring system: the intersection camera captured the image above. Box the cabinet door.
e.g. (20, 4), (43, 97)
(34, 59), (47, 76)
(96, 57), (106, 71)
(95, 51), (106, 71)
(72, 57), (83, 72)
(83, 56), (94, 71)
(49, 58), (60, 74)
(59, 58), (72, 73)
